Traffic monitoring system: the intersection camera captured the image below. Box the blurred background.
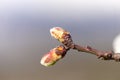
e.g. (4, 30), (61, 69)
(0, 0), (120, 80)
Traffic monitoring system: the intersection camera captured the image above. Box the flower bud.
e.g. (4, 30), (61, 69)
(50, 27), (71, 43)
(113, 34), (120, 53)
(40, 45), (67, 67)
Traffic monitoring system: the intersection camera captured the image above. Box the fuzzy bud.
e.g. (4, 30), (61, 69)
(50, 27), (71, 43)
(40, 45), (67, 67)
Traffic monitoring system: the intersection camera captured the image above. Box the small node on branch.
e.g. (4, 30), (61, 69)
(97, 52), (113, 60)
(113, 53), (120, 62)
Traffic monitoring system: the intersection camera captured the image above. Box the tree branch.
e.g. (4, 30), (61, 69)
(41, 27), (120, 67)
(50, 27), (120, 61)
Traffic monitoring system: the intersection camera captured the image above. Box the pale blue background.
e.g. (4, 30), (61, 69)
(0, 0), (120, 80)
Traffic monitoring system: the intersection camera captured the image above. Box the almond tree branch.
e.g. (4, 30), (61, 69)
(40, 27), (120, 67)
(50, 27), (120, 62)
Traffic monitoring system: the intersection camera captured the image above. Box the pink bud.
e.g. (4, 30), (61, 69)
(40, 45), (67, 67)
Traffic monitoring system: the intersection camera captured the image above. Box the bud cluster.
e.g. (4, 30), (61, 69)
(41, 27), (73, 67)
